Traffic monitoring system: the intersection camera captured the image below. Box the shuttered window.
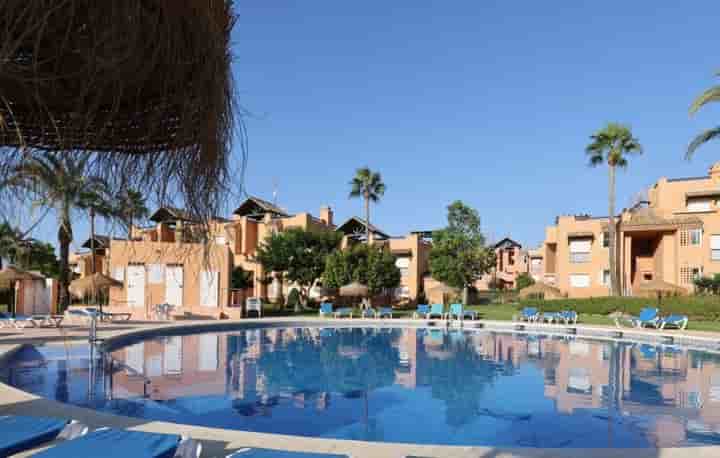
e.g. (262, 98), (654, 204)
(712, 235), (720, 261)
(570, 274), (590, 288)
(569, 239), (591, 263)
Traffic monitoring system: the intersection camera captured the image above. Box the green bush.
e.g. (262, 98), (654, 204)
(286, 289), (301, 310)
(519, 296), (720, 321)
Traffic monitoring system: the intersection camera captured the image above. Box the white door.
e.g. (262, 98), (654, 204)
(200, 270), (219, 308)
(127, 265), (146, 309)
(165, 266), (184, 307)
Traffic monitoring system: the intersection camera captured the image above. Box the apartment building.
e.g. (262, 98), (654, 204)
(541, 161), (720, 298)
(474, 238), (542, 291)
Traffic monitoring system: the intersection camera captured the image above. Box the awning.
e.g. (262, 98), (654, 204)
(567, 232), (594, 239)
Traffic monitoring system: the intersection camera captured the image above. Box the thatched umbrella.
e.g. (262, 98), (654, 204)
(637, 279), (687, 307)
(339, 282), (369, 309)
(0, 266), (44, 317)
(0, 1), (239, 222)
(518, 283), (563, 300)
(429, 284), (459, 305)
(69, 273), (122, 315)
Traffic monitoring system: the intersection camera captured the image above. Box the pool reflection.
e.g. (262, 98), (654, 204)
(4, 328), (720, 447)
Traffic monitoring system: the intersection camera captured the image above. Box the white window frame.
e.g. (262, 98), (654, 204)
(570, 274), (590, 288)
(688, 198), (712, 212)
(712, 235), (720, 261)
(569, 239), (591, 264)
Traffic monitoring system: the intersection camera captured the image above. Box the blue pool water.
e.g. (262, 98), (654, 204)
(3, 327), (720, 447)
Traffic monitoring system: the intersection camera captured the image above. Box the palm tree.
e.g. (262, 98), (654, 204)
(586, 123), (643, 296)
(4, 153), (112, 311)
(0, 222), (22, 269)
(114, 189), (149, 239)
(349, 167), (386, 244)
(687, 73), (720, 158)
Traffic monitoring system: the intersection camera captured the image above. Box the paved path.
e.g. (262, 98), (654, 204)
(1, 317), (719, 458)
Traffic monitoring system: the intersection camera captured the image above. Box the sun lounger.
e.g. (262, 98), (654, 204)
(448, 303), (477, 320)
(334, 307), (353, 318)
(10, 314), (36, 329)
(427, 304), (445, 319)
(561, 310), (578, 324)
(30, 314), (65, 328)
(541, 312), (562, 323)
(319, 302), (334, 318)
(519, 307), (539, 322)
(630, 307), (660, 328)
(659, 314), (688, 330)
(31, 428), (201, 458)
(413, 304), (430, 319)
(0, 415), (87, 457)
(227, 448), (349, 457)
(375, 307), (393, 318)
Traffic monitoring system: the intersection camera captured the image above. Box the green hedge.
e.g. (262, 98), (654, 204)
(519, 296), (720, 321)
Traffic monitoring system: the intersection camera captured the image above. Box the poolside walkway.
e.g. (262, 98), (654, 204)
(1, 317), (719, 458)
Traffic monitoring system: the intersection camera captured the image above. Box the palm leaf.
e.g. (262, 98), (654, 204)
(686, 126), (720, 159)
(690, 86), (720, 115)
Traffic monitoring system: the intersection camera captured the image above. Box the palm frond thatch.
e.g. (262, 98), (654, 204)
(0, 0), (241, 221)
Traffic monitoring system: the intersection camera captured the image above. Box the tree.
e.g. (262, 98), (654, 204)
(114, 189), (149, 239)
(256, 228), (342, 312)
(323, 244), (401, 297)
(231, 267), (254, 290)
(687, 72), (720, 158)
(515, 273), (535, 291)
(429, 201), (496, 304)
(349, 167), (386, 244)
(586, 123), (643, 296)
(3, 153), (113, 311)
(0, 222), (23, 269)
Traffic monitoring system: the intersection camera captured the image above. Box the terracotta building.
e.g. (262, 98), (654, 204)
(540, 162), (720, 298)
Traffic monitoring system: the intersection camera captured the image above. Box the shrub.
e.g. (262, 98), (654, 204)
(519, 296), (720, 321)
(286, 288), (301, 310)
(515, 273), (535, 291)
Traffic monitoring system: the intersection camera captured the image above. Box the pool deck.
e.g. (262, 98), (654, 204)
(1, 317), (720, 458)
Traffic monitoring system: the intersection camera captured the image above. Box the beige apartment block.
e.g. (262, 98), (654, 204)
(541, 161), (720, 298)
(74, 197), (432, 319)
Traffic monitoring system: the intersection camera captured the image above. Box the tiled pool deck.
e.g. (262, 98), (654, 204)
(2, 317), (720, 458)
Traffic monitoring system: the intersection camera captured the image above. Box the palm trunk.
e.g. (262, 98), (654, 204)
(364, 192), (371, 245)
(57, 205), (73, 313)
(608, 165), (619, 296)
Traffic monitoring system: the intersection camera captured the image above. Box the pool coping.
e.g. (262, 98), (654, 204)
(2, 317), (720, 458)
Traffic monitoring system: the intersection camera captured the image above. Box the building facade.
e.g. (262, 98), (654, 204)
(541, 162), (720, 298)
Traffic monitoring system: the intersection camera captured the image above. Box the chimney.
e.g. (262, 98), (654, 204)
(320, 205), (333, 226)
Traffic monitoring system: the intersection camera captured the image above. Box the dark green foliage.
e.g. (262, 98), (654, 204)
(693, 275), (720, 295)
(286, 288), (301, 309)
(231, 267), (253, 290)
(323, 244), (401, 295)
(429, 201), (495, 292)
(515, 273), (535, 291)
(519, 296), (720, 321)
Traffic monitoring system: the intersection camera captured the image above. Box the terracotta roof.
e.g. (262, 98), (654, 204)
(494, 237), (522, 249)
(149, 206), (198, 223)
(336, 217), (390, 240)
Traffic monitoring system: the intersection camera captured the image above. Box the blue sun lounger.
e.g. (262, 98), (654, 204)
(227, 448), (348, 458)
(519, 307), (539, 322)
(427, 304), (445, 319)
(318, 302), (334, 318)
(31, 428), (200, 458)
(630, 308), (660, 328)
(660, 314), (689, 330)
(413, 304), (430, 319)
(0, 415), (86, 457)
(448, 303), (477, 320)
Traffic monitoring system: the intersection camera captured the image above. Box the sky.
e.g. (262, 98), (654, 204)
(23, 1), (720, 252)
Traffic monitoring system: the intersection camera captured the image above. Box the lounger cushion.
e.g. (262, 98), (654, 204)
(31, 428), (180, 458)
(0, 415), (68, 457)
(229, 447), (348, 457)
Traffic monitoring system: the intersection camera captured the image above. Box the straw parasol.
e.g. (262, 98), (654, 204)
(69, 272), (123, 315)
(0, 1), (240, 222)
(637, 279), (687, 306)
(339, 282), (369, 297)
(429, 284), (459, 304)
(0, 266), (44, 317)
(518, 283), (563, 300)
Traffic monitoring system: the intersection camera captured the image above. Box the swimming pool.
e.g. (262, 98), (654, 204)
(3, 326), (720, 448)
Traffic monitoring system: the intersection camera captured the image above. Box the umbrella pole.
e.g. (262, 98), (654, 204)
(12, 280), (17, 318)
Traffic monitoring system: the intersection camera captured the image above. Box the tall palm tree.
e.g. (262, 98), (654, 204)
(114, 189), (149, 239)
(687, 73), (720, 158)
(586, 123), (643, 296)
(349, 167), (386, 244)
(4, 153), (112, 311)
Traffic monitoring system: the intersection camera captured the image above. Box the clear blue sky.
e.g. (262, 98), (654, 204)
(29, 1), (720, 252)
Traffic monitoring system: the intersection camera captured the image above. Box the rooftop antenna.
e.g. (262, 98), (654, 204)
(272, 178), (279, 207)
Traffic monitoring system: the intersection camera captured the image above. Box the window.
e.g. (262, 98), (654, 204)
(600, 269), (610, 286)
(690, 228), (703, 246)
(395, 257), (410, 277)
(602, 231), (610, 248)
(712, 235), (720, 261)
(569, 239), (591, 263)
(688, 198), (712, 212)
(570, 274), (590, 288)
(681, 266), (702, 284)
(680, 230), (689, 247)
(508, 249), (515, 266)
